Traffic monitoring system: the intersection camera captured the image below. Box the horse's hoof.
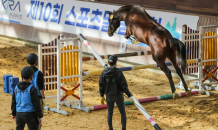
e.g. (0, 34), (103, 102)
(186, 91), (192, 97)
(173, 93), (178, 100)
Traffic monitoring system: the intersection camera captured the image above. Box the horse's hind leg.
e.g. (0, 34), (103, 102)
(170, 58), (192, 96)
(157, 61), (178, 100)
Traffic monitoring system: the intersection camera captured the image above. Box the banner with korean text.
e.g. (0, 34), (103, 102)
(0, 0), (199, 47)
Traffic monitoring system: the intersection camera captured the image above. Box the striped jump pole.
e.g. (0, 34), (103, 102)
(83, 59), (201, 76)
(78, 34), (108, 69)
(88, 90), (202, 111)
(132, 96), (161, 130)
(82, 51), (152, 61)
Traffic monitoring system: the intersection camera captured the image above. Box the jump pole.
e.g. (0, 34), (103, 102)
(78, 34), (108, 69)
(88, 90), (202, 111)
(83, 59), (201, 76)
(78, 34), (162, 130)
(82, 51), (152, 61)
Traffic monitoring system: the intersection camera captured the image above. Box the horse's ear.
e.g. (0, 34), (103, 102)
(107, 11), (112, 16)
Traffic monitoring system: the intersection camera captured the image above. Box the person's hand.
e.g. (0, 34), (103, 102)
(42, 99), (45, 107)
(100, 97), (106, 105)
(39, 118), (43, 125)
(129, 97), (134, 103)
(12, 116), (16, 121)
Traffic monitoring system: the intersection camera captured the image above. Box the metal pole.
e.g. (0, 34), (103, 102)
(38, 44), (42, 71)
(132, 96), (161, 130)
(198, 26), (202, 90)
(79, 39), (83, 105)
(78, 34), (108, 69)
(57, 39), (61, 112)
(60, 34), (64, 97)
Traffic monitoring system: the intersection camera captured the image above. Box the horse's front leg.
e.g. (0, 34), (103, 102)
(124, 27), (131, 39)
(125, 27), (139, 45)
(124, 35), (130, 39)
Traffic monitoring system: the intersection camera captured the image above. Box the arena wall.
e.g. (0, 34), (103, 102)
(98, 0), (218, 17)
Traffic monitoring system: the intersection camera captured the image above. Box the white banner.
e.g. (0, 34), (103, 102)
(0, 0), (199, 47)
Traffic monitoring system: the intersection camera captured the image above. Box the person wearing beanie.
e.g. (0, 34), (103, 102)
(99, 55), (133, 130)
(11, 66), (43, 130)
(26, 53), (45, 130)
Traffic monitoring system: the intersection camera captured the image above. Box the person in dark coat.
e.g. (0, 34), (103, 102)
(99, 55), (133, 130)
(11, 66), (43, 130)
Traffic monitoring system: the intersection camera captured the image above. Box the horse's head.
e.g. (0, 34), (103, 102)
(107, 11), (120, 37)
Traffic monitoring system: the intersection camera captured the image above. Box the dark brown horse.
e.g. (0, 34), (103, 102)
(107, 5), (191, 99)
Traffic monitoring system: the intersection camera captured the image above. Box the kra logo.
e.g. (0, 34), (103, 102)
(1, 0), (21, 12)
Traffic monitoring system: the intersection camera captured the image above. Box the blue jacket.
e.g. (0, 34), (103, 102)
(15, 85), (35, 112)
(31, 70), (42, 96)
(11, 81), (43, 118)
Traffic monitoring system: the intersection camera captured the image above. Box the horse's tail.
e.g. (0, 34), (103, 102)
(168, 38), (187, 73)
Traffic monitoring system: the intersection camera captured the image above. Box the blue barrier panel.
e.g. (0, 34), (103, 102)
(9, 77), (19, 95)
(3, 75), (13, 93)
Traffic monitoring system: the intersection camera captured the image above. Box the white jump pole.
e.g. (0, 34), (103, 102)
(132, 96), (161, 130)
(78, 34), (108, 69)
(57, 38), (61, 113)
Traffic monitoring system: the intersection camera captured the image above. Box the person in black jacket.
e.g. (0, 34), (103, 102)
(99, 55), (133, 130)
(11, 66), (43, 130)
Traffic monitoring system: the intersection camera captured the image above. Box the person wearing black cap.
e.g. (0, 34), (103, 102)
(99, 55), (133, 130)
(11, 66), (43, 130)
(26, 53), (45, 130)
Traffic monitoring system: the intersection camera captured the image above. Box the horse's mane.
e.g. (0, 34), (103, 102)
(133, 5), (167, 31)
(116, 5), (133, 12)
(133, 5), (162, 26)
(116, 5), (165, 30)
(117, 5), (154, 24)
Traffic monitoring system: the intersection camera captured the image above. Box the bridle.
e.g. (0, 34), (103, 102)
(109, 13), (114, 30)
(108, 13), (118, 34)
